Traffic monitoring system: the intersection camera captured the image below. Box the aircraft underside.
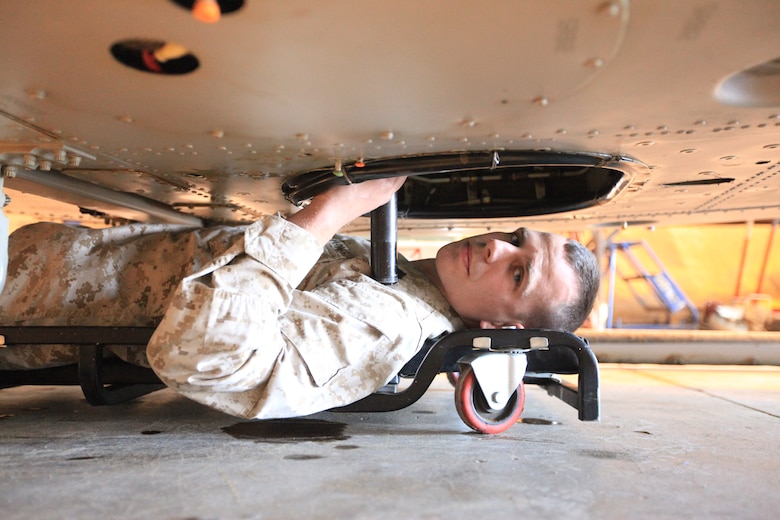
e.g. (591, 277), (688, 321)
(0, 0), (779, 235)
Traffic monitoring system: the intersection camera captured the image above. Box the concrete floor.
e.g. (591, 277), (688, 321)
(2, 362), (779, 520)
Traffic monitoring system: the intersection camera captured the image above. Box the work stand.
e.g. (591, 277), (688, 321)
(0, 196), (600, 432)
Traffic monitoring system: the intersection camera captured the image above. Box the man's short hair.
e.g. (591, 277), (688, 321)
(525, 239), (600, 332)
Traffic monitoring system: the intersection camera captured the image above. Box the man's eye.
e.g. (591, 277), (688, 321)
(510, 233), (520, 247)
(513, 269), (523, 285)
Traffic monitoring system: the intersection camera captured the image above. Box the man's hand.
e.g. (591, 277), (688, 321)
(287, 176), (406, 246)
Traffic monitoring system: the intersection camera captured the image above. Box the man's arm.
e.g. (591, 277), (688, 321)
(147, 176), (409, 418)
(286, 176), (406, 247)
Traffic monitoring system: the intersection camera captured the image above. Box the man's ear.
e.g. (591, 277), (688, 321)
(478, 320), (525, 330)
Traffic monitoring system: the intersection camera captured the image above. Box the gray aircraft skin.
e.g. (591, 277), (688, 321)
(1, 1), (778, 233)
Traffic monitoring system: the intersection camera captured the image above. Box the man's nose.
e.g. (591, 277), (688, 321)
(484, 239), (513, 263)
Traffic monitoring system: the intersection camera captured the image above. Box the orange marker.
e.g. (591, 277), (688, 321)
(193, 0), (221, 23)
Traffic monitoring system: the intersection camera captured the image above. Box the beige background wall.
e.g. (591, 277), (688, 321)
(597, 222), (780, 328)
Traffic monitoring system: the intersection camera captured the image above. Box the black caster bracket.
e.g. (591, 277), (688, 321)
(334, 328), (599, 422)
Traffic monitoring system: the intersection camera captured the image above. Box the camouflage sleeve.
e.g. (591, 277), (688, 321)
(146, 215), (322, 401)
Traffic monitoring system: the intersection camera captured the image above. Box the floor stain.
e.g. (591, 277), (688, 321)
(221, 418), (349, 443)
(518, 417), (559, 425)
(284, 454), (325, 461)
(579, 449), (630, 461)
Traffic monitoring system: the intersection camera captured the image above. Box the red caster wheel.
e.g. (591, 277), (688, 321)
(454, 364), (525, 434)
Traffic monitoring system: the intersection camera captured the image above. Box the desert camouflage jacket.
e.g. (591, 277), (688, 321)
(1, 216), (462, 418)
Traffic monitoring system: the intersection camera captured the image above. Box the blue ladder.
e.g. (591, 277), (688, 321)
(606, 239), (700, 328)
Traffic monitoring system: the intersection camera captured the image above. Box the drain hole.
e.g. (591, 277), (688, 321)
(110, 39), (199, 75)
(170, 0), (245, 14)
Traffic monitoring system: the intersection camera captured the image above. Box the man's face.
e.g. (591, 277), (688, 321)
(434, 228), (578, 328)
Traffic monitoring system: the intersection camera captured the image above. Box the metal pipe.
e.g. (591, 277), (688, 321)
(606, 242), (618, 328)
(7, 168), (202, 227)
(0, 176), (8, 293)
(735, 220), (753, 297)
(586, 329), (780, 365)
(756, 219), (778, 294)
(370, 193), (398, 285)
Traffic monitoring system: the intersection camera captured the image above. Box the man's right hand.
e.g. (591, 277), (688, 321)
(286, 176), (406, 247)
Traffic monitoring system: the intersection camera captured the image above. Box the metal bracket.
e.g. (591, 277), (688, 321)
(0, 326), (163, 404)
(0, 143), (96, 171)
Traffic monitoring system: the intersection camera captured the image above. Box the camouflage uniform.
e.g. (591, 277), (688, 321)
(1, 216), (462, 419)
(0, 221), (244, 368)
